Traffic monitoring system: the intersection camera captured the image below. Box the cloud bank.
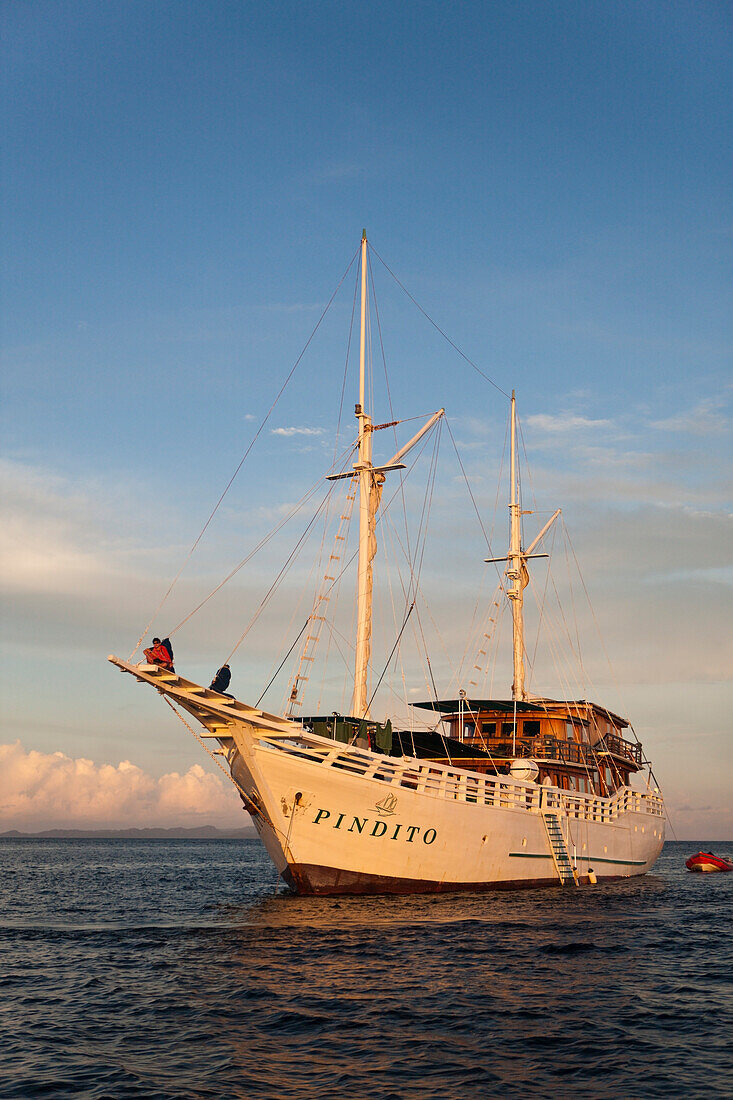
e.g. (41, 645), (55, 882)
(650, 396), (730, 437)
(1, 387), (731, 837)
(0, 742), (245, 831)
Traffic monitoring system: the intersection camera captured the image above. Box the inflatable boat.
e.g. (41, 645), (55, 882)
(685, 851), (733, 873)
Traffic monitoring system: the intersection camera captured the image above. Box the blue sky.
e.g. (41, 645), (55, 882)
(1, 1), (731, 835)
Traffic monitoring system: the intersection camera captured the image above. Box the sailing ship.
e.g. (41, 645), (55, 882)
(110, 232), (665, 893)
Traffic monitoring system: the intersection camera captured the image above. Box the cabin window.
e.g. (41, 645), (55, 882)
(463, 722), (477, 740)
(502, 722), (515, 737)
(481, 722), (496, 736)
(523, 720), (540, 737)
(565, 721), (575, 740)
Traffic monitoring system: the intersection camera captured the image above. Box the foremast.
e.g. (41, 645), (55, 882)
(347, 231), (444, 719)
(353, 229), (378, 719)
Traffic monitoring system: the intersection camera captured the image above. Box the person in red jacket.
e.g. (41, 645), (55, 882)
(143, 637), (174, 671)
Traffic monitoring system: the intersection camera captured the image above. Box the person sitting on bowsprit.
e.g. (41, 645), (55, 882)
(143, 637), (175, 671)
(209, 664), (232, 696)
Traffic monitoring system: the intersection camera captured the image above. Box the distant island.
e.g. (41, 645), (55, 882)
(1, 826), (258, 839)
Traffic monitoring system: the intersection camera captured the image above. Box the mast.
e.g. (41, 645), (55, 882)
(507, 391), (526, 701)
(353, 230), (373, 718)
(339, 230), (443, 718)
(485, 395), (559, 703)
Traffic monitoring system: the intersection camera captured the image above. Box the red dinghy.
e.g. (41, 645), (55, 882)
(685, 851), (733, 873)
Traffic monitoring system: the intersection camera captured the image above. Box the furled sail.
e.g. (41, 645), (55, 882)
(354, 468), (386, 716)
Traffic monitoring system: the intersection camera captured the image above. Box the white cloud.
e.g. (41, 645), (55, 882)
(525, 413), (613, 433)
(256, 303), (325, 315)
(306, 160), (363, 184)
(271, 426), (325, 437)
(0, 741), (244, 830)
(650, 397), (730, 436)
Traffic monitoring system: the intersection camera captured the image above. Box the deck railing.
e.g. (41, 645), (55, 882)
(598, 733), (643, 765)
(256, 733), (665, 822)
(463, 732), (643, 769)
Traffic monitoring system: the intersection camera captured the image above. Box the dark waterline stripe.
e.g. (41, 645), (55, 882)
(509, 852), (646, 866)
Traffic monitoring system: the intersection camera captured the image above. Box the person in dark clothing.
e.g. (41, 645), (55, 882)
(209, 664), (232, 695)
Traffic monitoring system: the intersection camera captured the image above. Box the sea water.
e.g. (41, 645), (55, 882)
(0, 839), (730, 1099)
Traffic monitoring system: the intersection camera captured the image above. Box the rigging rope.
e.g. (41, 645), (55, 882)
(260, 416), (442, 716)
(256, 618), (311, 708)
(168, 444), (357, 636)
(285, 480), (357, 715)
(562, 521), (642, 745)
(529, 523), (558, 680)
(130, 244), (361, 659)
(333, 264), (361, 461)
(369, 244), (511, 400)
(378, 423), (446, 710)
(160, 696), (288, 843)
(444, 417), (494, 551)
(367, 601), (416, 713)
(222, 481), (342, 666)
(368, 249), (398, 440)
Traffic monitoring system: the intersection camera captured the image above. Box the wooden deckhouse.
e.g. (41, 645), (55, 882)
(406, 697), (644, 796)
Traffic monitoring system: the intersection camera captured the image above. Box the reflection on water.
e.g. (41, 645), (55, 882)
(0, 839), (730, 1099)
(233, 869), (669, 929)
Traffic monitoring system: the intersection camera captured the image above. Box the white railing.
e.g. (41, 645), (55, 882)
(255, 733), (664, 823)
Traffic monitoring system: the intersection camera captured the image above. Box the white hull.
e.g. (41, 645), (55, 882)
(109, 662), (665, 894)
(233, 720), (664, 894)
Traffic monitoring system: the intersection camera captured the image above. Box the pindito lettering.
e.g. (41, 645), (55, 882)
(313, 808), (437, 845)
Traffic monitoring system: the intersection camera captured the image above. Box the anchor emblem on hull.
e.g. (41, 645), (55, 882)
(374, 793), (398, 816)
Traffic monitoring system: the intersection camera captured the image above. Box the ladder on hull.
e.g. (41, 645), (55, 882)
(543, 812), (578, 886)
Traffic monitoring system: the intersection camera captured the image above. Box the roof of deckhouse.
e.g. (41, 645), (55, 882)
(410, 698), (629, 728)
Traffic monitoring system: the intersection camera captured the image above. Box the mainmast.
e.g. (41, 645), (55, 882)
(353, 230), (374, 719)
(321, 231), (442, 719)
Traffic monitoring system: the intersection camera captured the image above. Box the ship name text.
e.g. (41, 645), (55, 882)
(312, 808), (437, 845)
